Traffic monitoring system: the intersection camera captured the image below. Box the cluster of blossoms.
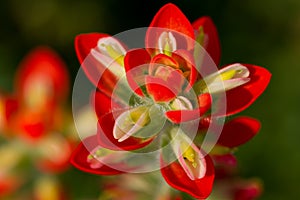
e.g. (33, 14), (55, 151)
(71, 3), (271, 199)
(0, 47), (73, 199)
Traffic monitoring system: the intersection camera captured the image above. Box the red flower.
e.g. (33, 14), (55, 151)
(0, 47), (72, 173)
(71, 3), (271, 199)
(0, 47), (75, 199)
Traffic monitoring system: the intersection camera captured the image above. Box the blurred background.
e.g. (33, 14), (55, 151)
(0, 0), (299, 199)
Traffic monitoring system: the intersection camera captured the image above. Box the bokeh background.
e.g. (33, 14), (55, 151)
(1, 0), (300, 199)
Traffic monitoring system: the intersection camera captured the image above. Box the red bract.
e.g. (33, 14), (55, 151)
(161, 155), (215, 199)
(16, 47), (69, 108)
(192, 16), (221, 65)
(146, 3), (195, 53)
(71, 135), (123, 175)
(75, 33), (127, 98)
(221, 64), (272, 116)
(217, 117), (261, 148)
(3, 47), (70, 142)
(71, 3), (271, 199)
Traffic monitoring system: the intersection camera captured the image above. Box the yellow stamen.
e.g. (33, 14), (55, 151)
(220, 70), (236, 81)
(163, 39), (172, 56)
(196, 26), (205, 46)
(130, 107), (150, 126)
(104, 44), (124, 66)
(193, 79), (208, 93)
(181, 142), (197, 168)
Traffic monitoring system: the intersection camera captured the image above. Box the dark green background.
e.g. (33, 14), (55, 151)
(1, 0), (299, 199)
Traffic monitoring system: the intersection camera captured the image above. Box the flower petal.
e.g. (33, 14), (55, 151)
(172, 49), (197, 88)
(217, 117), (261, 148)
(145, 76), (178, 102)
(75, 33), (129, 98)
(192, 17), (221, 65)
(194, 63), (250, 94)
(75, 33), (110, 64)
(113, 107), (150, 142)
(93, 91), (124, 119)
(166, 110), (200, 124)
(113, 105), (165, 142)
(169, 129), (207, 180)
(70, 135), (123, 175)
(146, 3), (195, 53)
(161, 154), (214, 199)
(15, 47), (69, 107)
(97, 111), (154, 151)
(217, 64), (271, 116)
(166, 93), (211, 123)
(149, 55), (186, 92)
(124, 49), (151, 96)
(149, 54), (179, 75)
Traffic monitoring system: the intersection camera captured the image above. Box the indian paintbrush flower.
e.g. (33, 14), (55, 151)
(71, 3), (271, 199)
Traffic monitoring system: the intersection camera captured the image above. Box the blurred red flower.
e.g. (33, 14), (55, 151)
(0, 47), (73, 198)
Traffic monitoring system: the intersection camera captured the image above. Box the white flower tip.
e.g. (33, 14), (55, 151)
(97, 37), (126, 55)
(158, 31), (177, 55)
